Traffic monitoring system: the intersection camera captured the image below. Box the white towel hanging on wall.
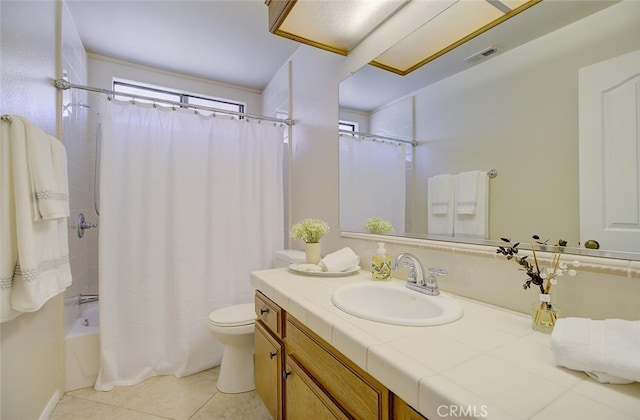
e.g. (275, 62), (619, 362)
(0, 115), (72, 322)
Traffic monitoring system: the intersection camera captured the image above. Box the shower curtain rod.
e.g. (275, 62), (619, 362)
(339, 129), (417, 146)
(53, 79), (294, 126)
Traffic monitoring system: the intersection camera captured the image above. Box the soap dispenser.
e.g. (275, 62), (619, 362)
(372, 242), (391, 280)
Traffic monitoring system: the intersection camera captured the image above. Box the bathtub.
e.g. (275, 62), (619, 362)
(65, 302), (100, 391)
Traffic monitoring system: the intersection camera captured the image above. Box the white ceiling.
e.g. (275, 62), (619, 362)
(65, 0), (300, 91)
(66, 0), (618, 113)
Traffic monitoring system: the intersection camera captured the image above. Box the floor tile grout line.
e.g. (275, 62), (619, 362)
(188, 390), (219, 420)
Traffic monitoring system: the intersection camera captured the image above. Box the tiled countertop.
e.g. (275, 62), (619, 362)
(250, 268), (640, 420)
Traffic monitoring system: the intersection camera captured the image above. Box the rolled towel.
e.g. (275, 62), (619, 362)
(319, 247), (360, 272)
(551, 317), (640, 384)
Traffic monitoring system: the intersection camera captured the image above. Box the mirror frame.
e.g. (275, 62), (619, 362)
(342, 230), (640, 261)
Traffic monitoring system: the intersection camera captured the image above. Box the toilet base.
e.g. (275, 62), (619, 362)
(217, 343), (255, 394)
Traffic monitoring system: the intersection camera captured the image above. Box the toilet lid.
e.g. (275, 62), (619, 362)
(208, 303), (255, 327)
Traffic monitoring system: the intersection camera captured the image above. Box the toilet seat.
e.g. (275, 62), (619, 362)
(208, 303), (255, 327)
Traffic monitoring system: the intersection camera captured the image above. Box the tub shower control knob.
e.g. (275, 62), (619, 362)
(77, 213), (97, 238)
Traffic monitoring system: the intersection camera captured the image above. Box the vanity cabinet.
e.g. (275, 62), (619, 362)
(255, 321), (283, 419)
(285, 315), (390, 419)
(285, 355), (350, 419)
(254, 291), (427, 420)
(392, 395), (427, 420)
(255, 292), (284, 420)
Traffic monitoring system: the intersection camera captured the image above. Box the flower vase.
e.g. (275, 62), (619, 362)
(304, 242), (321, 264)
(531, 294), (559, 333)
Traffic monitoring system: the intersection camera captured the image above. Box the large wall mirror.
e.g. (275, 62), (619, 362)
(339, 0), (640, 259)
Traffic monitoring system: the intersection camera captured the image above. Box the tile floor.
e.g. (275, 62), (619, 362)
(50, 367), (272, 420)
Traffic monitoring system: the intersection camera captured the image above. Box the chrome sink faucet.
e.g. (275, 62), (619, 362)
(392, 253), (447, 296)
(392, 253), (425, 285)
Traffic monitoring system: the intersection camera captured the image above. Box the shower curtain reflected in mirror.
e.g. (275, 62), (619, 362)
(95, 98), (284, 391)
(339, 135), (406, 233)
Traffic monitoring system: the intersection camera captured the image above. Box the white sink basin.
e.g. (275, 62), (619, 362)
(331, 281), (463, 326)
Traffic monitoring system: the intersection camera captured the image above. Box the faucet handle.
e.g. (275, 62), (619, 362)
(406, 266), (417, 283)
(399, 261), (417, 283)
(428, 267), (447, 277)
(424, 268), (446, 295)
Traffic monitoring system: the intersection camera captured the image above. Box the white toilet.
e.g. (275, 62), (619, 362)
(208, 303), (256, 393)
(207, 249), (306, 393)
(272, 249), (306, 268)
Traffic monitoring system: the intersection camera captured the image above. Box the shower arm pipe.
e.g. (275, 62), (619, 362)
(339, 129), (417, 146)
(53, 79), (295, 126)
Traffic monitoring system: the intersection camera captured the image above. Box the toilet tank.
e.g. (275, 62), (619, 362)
(273, 249), (306, 268)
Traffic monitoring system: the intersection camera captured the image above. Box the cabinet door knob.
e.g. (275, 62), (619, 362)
(260, 307), (269, 315)
(282, 370), (291, 380)
(269, 351), (277, 359)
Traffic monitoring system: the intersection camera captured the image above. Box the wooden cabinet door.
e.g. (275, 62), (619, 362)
(392, 395), (427, 420)
(286, 316), (389, 419)
(255, 321), (283, 420)
(284, 356), (351, 420)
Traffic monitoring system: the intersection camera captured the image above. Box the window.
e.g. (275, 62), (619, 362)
(112, 79), (245, 115)
(339, 120), (358, 132)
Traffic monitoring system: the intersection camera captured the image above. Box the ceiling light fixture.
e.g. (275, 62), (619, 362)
(266, 0), (541, 75)
(266, 0), (410, 55)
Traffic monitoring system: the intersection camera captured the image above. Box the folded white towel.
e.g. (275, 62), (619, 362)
(1, 116), (72, 321)
(551, 317), (640, 384)
(13, 116), (70, 221)
(455, 171), (481, 215)
(428, 174), (453, 215)
(1, 121), (19, 321)
(453, 171), (488, 239)
(319, 247), (360, 272)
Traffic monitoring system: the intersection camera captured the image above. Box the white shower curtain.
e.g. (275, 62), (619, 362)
(339, 136), (406, 232)
(96, 98), (284, 391)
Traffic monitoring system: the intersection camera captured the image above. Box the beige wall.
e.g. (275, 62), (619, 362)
(288, 46), (345, 253)
(0, 1), (64, 419)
